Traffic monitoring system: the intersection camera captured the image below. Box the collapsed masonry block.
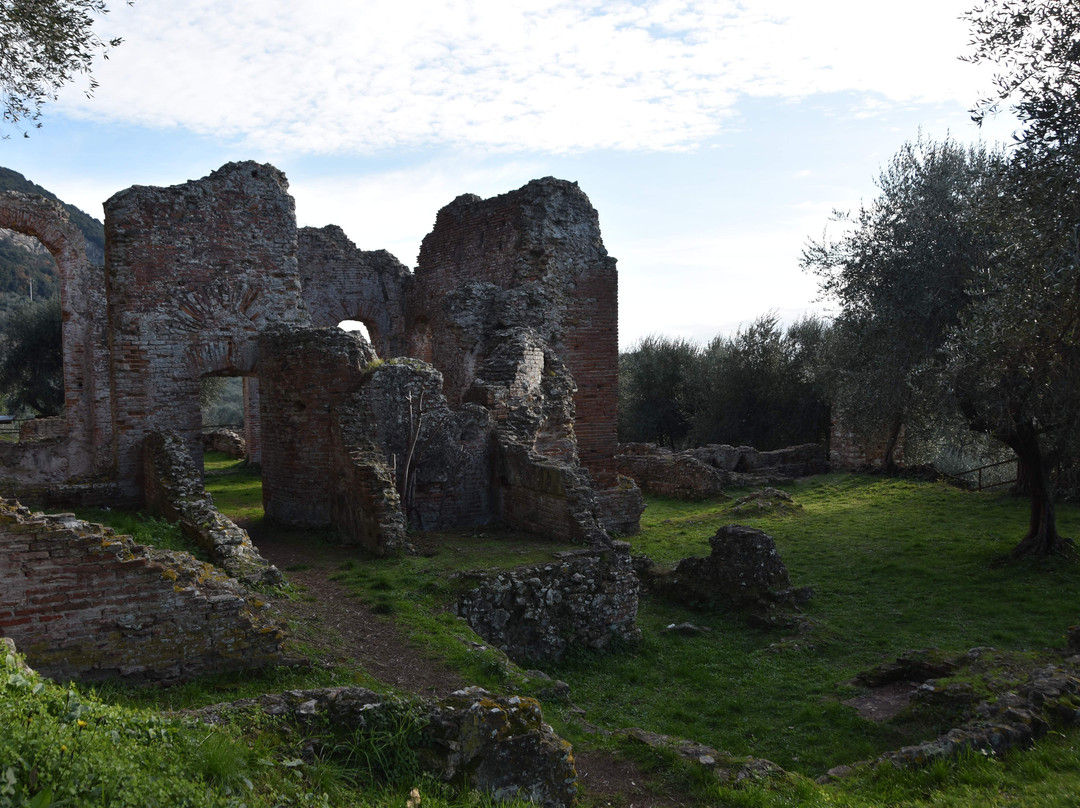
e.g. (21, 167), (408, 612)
(191, 685), (577, 808)
(455, 542), (641, 663)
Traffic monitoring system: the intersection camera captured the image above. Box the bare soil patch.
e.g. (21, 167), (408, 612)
(250, 524), (465, 698)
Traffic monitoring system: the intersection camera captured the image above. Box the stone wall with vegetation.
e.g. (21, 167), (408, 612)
(0, 499), (285, 683)
(143, 430), (281, 586)
(455, 542), (640, 662)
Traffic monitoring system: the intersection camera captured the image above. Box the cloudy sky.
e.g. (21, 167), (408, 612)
(4, 0), (1018, 347)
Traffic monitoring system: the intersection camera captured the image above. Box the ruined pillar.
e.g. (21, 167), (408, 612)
(410, 178), (622, 485)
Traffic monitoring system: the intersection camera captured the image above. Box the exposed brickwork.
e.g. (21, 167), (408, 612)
(298, 225), (411, 358)
(103, 162), (306, 497)
(0, 499), (285, 683)
(258, 325), (378, 528)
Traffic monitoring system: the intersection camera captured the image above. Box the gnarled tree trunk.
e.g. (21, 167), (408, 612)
(1006, 424), (1070, 557)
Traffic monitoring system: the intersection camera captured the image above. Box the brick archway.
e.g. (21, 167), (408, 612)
(0, 191), (103, 477)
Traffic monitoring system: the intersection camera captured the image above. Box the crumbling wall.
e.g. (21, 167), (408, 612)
(103, 162), (306, 498)
(345, 360), (496, 533)
(455, 543), (640, 662)
(616, 444), (727, 499)
(143, 430), (280, 586)
(617, 442), (829, 498)
(298, 225), (411, 357)
(0, 499), (285, 683)
(467, 328), (612, 544)
(411, 179), (622, 489)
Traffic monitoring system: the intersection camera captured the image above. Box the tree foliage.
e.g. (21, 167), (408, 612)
(617, 315), (831, 451)
(0, 0), (125, 133)
(802, 136), (1002, 469)
(0, 296), (62, 415)
(943, 0), (1080, 556)
(618, 334), (699, 449)
(693, 313), (830, 451)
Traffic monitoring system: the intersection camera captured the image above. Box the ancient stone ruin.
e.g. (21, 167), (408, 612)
(0, 162), (643, 682)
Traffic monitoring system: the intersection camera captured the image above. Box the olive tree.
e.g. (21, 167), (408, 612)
(0, 0), (126, 133)
(801, 136), (1002, 471)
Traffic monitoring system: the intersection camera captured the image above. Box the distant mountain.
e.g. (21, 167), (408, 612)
(0, 167), (105, 263)
(0, 167), (106, 309)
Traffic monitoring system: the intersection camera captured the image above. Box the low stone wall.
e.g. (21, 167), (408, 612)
(18, 417), (67, 442)
(618, 442), (828, 499)
(0, 499), (286, 683)
(616, 444), (726, 499)
(455, 542), (640, 662)
(192, 684), (577, 808)
(143, 431), (281, 586)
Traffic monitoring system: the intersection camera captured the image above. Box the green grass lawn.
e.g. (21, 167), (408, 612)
(48, 467), (1080, 806)
(548, 476), (1080, 774)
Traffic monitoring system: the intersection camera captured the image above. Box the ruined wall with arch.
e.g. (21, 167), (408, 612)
(297, 225), (410, 358)
(0, 191), (110, 484)
(102, 163), (307, 495)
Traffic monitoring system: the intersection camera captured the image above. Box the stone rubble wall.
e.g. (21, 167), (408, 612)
(345, 359), (496, 534)
(455, 542), (641, 663)
(200, 428), (246, 458)
(616, 444), (727, 499)
(618, 442), (828, 499)
(142, 430), (281, 586)
(0, 499), (286, 683)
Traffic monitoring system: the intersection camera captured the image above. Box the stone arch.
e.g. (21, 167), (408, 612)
(0, 191), (102, 479)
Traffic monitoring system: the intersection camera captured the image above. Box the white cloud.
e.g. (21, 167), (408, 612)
(59, 0), (997, 155)
(288, 158), (547, 266)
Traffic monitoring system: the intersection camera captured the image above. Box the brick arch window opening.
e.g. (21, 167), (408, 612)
(338, 319), (374, 347)
(0, 228), (64, 423)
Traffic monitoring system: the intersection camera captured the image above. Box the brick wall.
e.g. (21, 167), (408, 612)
(103, 162), (307, 499)
(0, 499), (285, 683)
(298, 225), (411, 358)
(258, 326), (378, 527)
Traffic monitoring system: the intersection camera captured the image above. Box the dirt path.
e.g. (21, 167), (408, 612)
(251, 527), (683, 807)
(253, 528), (466, 698)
